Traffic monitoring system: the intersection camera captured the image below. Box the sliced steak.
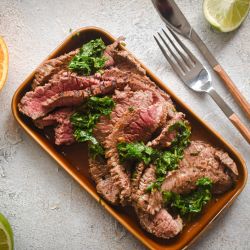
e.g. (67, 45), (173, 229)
(35, 108), (75, 145)
(18, 71), (115, 120)
(103, 36), (125, 68)
(103, 97), (168, 206)
(42, 79), (115, 111)
(94, 88), (162, 145)
(136, 208), (183, 239)
(161, 141), (238, 195)
(102, 67), (170, 101)
(133, 165), (163, 215)
(89, 157), (120, 204)
(113, 50), (146, 75)
(32, 49), (80, 89)
(148, 112), (186, 149)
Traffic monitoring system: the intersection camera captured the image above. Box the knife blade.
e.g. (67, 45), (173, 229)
(152, 0), (250, 119)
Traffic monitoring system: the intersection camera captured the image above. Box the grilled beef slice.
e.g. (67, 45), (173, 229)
(92, 87), (170, 205)
(133, 165), (163, 215)
(19, 71), (115, 120)
(31, 38), (123, 89)
(132, 166), (182, 238)
(102, 95), (168, 205)
(161, 140), (238, 195)
(112, 50), (146, 75)
(103, 36), (125, 68)
(136, 208), (183, 239)
(94, 88), (164, 144)
(148, 112), (186, 149)
(89, 157), (120, 204)
(32, 49), (80, 89)
(102, 68), (170, 101)
(34, 108), (75, 145)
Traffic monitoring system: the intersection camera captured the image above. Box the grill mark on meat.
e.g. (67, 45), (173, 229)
(89, 157), (120, 204)
(34, 108), (75, 145)
(161, 141), (238, 195)
(32, 49), (80, 89)
(131, 162), (146, 198)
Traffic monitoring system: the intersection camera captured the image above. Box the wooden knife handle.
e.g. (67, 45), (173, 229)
(229, 113), (250, 144)
(214, 64), (250, 119)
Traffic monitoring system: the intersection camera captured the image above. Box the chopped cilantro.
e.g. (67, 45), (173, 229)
(71, 96), (115, 158)
(162, 177), (212, 217)
(68, 38), (107, 75)
(117, 120), (191, 191)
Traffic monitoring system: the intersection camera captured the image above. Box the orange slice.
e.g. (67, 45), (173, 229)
(0, 36), (8, 91)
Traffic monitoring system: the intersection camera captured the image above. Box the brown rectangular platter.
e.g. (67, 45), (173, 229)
(11, 26), (247, 250)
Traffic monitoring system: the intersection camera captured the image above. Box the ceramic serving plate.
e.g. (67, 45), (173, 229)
(12, 26), (247, 250)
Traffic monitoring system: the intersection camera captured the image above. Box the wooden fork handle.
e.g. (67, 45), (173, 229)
(214, 64), (250, 119)
(229, 113), (250, 144)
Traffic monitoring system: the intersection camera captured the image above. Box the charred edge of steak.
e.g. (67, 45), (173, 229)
(89, 156), (120, 205)
(161, 140), (238, 195)
(103, 36), (125, 68)
(32, 48), (80, 89)
(112, 50), (146, 75)
(133, 165), (163, 216)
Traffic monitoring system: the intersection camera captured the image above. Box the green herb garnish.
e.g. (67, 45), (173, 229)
(117, 120), (191, 191)
(68, 38), (107, 75)
(71, 96), (115, 158)
(162, 177), (212, 217)
(117, 142), (159, 165)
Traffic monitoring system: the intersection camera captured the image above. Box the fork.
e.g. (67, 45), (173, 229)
(154, 28), (250, 144)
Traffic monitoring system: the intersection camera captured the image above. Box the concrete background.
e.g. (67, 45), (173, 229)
(0, 0), (249, 249)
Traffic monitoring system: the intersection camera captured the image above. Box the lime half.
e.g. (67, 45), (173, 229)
(0, 213), (14, 250)
(203, 0), (250, 32)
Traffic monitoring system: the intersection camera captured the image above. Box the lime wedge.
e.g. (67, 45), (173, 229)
(203, 0), (250, 32)
(0, 213), (14, 250)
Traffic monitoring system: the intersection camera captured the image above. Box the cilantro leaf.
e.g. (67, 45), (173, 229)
(68, 38), (107, 75)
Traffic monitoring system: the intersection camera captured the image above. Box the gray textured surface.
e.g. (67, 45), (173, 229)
(0, 0), (249, 249)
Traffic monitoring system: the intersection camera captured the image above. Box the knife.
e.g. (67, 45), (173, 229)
(152, 0), (250, 120)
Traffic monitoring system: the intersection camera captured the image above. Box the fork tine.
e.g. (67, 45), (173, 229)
(167, 27), (197, 64)
(153, 35), (183, 77)
(162, 29), (193, 69)
(158, 32), (187, 73)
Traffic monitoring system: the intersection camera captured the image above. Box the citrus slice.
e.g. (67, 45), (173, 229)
(0, 213), (14, 250)
(203, 0), (250, 32)
(0, 36), (8, 91)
